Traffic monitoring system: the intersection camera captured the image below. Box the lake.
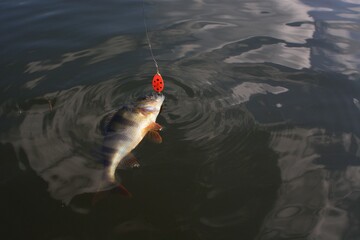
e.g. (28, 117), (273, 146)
(1, 0), (360, 239)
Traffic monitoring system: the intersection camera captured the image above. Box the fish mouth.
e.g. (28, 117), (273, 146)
(136, 92), (164, 103)
(135, 92), (165, 111)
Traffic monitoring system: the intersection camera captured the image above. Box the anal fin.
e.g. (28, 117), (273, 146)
(118, 153), (140, 169)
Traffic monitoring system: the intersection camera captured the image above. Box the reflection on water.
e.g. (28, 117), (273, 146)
(1, 86), (104, 203)
(1, 0), (360, 239)
(26, 35), (138, 74)
(225, 43), (311, 70)
(354, 98), (360, 111)
(155, 0), (315, 64)
(231, 82), (288, 102)
(258, 128), (360, 239)
(1, 78), (289, 205)
(308, 0), (360, 79)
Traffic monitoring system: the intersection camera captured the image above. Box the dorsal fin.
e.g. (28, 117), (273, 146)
(100, 111), (117, 135)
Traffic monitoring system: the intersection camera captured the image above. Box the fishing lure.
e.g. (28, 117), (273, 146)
(142, 1), (165, 93)
(152, 73), (164, 93)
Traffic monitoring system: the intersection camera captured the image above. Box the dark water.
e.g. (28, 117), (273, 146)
(1, 0), (360, 239)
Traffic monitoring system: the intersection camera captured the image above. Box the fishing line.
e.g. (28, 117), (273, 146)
(142, 0), (159, 74)
(141, 0), (165, 93)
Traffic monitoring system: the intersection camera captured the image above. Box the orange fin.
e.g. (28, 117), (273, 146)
(92, 184), (132, 205)
(146, 122), (163, 131)
(147, 130), (163, 143)
(118, 153), (140, 169)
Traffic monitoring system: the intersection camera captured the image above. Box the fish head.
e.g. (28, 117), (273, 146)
(135, 92), (165, 114)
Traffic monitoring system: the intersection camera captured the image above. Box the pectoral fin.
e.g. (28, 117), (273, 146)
(146, 122), (163, 131)
(147, 130), (163, 143)
(145, 122), (163, 143)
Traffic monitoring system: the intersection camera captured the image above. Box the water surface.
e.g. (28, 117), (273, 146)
(1, 0), (360, 239)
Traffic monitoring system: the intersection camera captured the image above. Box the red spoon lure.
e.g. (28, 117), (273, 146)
(152, 73), (164, 93)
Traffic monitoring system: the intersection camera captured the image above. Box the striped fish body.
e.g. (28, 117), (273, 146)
(102, 93), (165, 183)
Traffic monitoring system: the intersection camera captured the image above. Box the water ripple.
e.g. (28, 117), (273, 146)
(1, 0), (360, 239)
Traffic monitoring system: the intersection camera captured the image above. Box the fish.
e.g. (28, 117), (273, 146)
(101, 92), (165, 184)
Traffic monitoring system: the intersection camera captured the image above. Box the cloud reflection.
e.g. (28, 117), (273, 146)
(309, 2), (360, 78)
(157, 0), (315, 64)
(231, 82), (288, 104)
(0, 82), (123, 204)
(258, 128), (360, 239)
(225, 43), (311, 69)
(25, 35), (137, 73)
(354, 98), (360, 111)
